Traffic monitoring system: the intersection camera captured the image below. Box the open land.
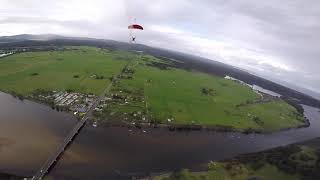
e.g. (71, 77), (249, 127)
(0, 46), (127, 95)
(0, 46), (307, 132)
(93, 52), (307, 132)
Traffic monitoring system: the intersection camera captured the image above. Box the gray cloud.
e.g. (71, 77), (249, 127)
(0, 0), (319, 95)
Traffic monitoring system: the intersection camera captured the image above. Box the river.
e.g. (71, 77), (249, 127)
(0, 92), (319, 179)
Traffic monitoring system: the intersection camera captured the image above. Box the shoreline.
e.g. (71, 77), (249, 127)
(90, 118), (310, 135)
(147, 137), (320, 180)
(1, 90), (311, 134)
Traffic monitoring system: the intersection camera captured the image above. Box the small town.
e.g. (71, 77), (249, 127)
(33, 91), (97, 118)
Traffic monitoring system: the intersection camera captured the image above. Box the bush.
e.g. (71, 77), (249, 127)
(95, 75), (105, 79)
(201, 87), (215, 96)
(250, 161), (265, 170)
(169, 169), (190, 179)
(299, 153), (313, 161)
(30, 72), (39, 76)
(66, 89), (74, 93)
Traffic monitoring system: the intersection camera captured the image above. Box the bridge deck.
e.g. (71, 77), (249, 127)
(32, 117), (87, 180)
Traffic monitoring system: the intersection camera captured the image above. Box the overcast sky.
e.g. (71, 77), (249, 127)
(1, 0), (319, 96)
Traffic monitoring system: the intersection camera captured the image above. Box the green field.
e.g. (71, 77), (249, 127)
(0, 46), (306, 132)
(104, 54), (306, 132)
(0, 46), (127, 95)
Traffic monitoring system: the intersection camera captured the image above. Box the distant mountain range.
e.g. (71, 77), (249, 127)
(0, 34), (104, 43)
(0, 34), (319, 107)
(0, 34), (64, 43)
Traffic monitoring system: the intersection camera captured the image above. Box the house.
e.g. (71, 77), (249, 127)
(75, 105), (87, 113)
(94, 107), (102, 112)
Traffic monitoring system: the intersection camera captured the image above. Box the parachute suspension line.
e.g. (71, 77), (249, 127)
(129, 28), (133, 43)
(130, 29), (136, 44)
(128, 17), (134, 43)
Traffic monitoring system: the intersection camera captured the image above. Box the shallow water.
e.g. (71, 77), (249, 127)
(0, 92), (319, 179)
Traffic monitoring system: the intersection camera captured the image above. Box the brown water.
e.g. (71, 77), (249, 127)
(0, 92), (319, 179)
(0, 92), (77, 176)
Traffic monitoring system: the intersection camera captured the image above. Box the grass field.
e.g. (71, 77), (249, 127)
(0, 46), (127, 95)
(0, 46), (306, 132)
(105, 54), (306, 132)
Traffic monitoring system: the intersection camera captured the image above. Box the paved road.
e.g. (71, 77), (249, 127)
(32, 63), (129, 180)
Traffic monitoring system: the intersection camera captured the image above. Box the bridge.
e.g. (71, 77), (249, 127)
(32, 116), (88, 180)
(32, 86), (114, 179)
(31, 64), (127, 180)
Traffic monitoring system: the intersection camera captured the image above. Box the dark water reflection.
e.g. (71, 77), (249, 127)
(0, 92), (319, 179)
(50, 107), (320, 179)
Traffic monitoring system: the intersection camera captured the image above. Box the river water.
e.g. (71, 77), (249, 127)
(0, 92), (319, 179)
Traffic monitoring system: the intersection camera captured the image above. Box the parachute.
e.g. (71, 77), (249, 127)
(128, 23), (143, 43)
(125, 0), (144, 42)
(128, 24), (144, 30)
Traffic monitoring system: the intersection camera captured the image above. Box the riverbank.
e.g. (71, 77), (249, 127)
(2, 90), (311, 134)
(151, 137), (320, 180)
(94, 116), (310, 134)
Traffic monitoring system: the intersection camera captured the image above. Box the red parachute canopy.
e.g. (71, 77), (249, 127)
(128, 24), (144, 30)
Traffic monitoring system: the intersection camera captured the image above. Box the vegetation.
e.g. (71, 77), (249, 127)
(0, 46), (127, 95)
(0, 46), (307, 132)
(0, 173), (22, 180)
(98, 53), (306, 132)
(154, 163), (299, 180)
(30, 72), (39, 76)
(201, 87), (215, 96)
(154, 140), (320, 180)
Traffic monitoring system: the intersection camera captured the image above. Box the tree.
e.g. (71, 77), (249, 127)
(30, 72), (39, 76)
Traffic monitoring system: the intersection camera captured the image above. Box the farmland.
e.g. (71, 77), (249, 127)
(93, 52), (306, 132)
(0, 46), (307, 132)
(0, 46), (127, 95)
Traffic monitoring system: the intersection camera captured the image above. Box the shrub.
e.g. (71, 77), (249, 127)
(66, 89), (74, 93)
(250, 161), (265, 170)
(30, 72), (39, 76)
